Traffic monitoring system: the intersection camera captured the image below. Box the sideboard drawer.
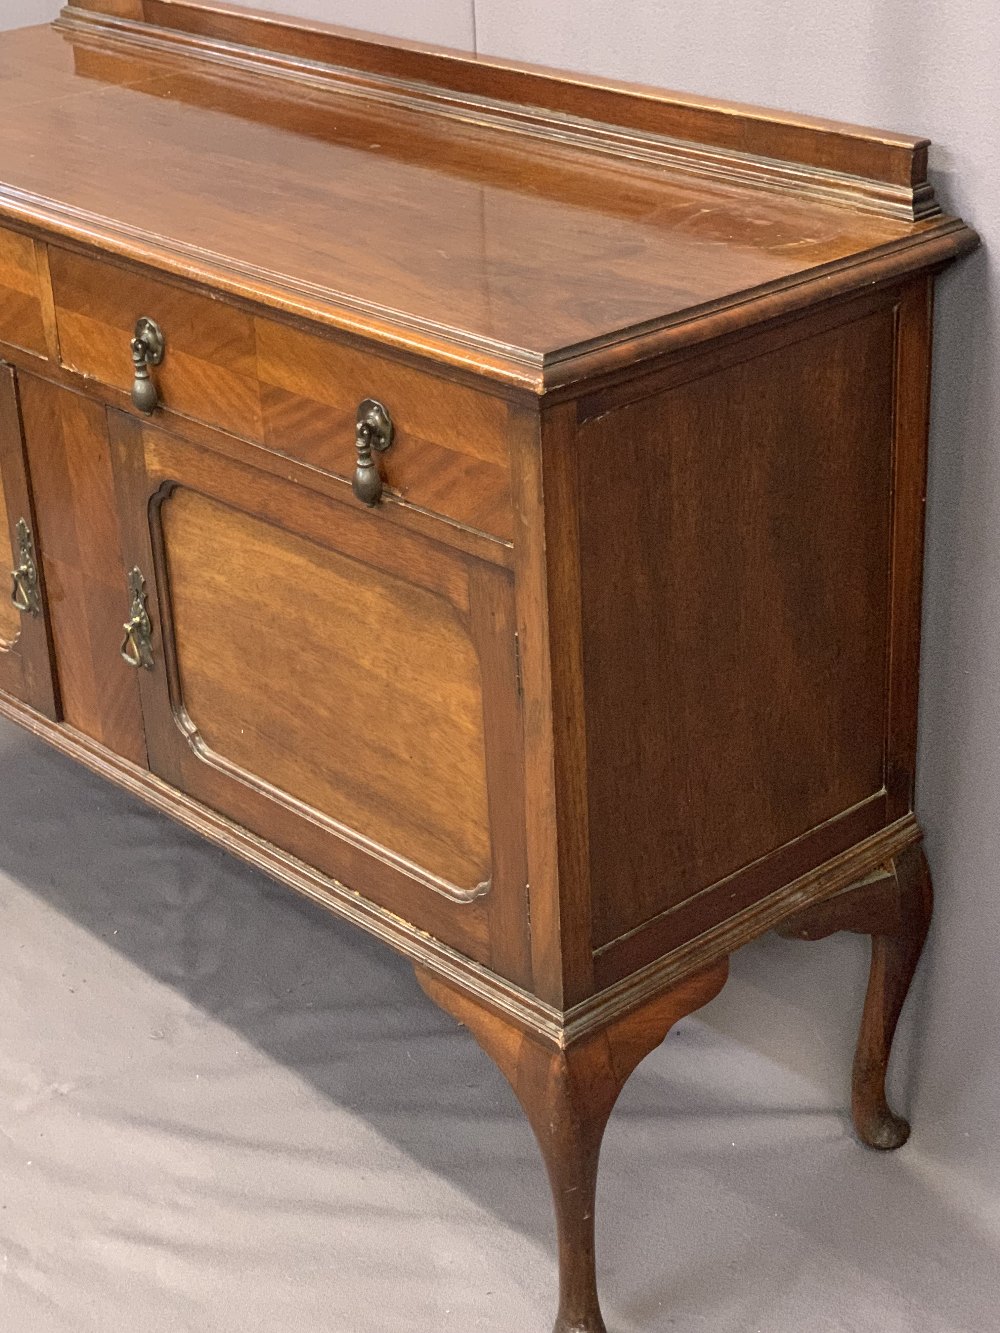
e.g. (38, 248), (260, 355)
(49, 247), (514, 540)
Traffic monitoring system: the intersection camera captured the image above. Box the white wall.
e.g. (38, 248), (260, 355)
(5, 0), (997, 1187)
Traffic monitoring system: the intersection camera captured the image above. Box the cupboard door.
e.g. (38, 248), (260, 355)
(110, 415), (530, 982)
(0, 364), (57, 718)
(17, 375), (147, 765)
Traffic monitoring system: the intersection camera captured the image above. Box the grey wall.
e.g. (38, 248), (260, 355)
(243, 0), (473, 44)
(12, 0), (474, 43)
(5, 1), (997, 1187)
(4, 0), (60, 22)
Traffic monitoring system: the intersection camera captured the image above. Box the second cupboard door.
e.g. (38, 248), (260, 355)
(111, 415), (529, 981)
(0, 364), (57, 718)
(17, 374), (147, 764)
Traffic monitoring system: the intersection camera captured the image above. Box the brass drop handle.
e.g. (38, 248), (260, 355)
(131, 317), (165, 414)
(120, 567), (154, 670)
(9, 518), (40, 617)
(352, 398), (394, 506)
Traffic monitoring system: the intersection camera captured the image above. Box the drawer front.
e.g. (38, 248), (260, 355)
(111, 415), (530, 982)
(50, 247), (514, 540)
(0, 228), (48, 358)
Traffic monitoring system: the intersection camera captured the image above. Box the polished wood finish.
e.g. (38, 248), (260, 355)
(0, 6), (978, 1329)
(0, 450), (19, 649)
(17, 374), (147, 764)
(0, 22), (973, 387)
(0, 227), (47, 358)
(159, 486), (492, 890)
(0, 333), (515, 571)
(778, 842), (933, 1150)
(416, 959), (730, 1333)
(0, 365), (58, 718)
(580, 302), (895, 953)
(854, 845), (934, 1149)
(49, 246), (515, 540)
(108, 413), (532, 981)
(64, 0), (937, 218)
(886, 280), (936, 820)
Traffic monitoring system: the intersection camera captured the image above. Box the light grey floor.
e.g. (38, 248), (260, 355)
(0, 717), (996, 1333)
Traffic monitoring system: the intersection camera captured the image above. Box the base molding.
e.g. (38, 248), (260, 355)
(0, 687), (920, 1049)
(572, 811), (921, 1042)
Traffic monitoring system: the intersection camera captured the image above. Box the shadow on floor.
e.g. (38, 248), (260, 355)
(2, 717), (998, 1331)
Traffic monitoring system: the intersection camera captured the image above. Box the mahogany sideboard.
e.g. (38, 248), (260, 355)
(0, 4), (978, 1329)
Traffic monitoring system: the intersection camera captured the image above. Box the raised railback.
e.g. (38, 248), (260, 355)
(60, 0), (936, 220)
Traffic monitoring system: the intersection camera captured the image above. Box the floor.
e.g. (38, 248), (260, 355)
(0, 718), (995, 1333)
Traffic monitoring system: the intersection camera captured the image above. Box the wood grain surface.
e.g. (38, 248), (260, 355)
(18, 374), (147, 764)
(0, 448), (19, 648)
(0, 365), (58, 718)
(160, 486), (492, 891)
(49, 245), (514, 539)
(0, 226), (46, 358)
(415, 957), (730, 1333)
(0, 22), (976, 388)
(578, 304), (896, 952)
(66, 0), (932, 195)
(0, 11), (978, 1326)
(777, 841), (934, 1151)
(103, 412), (533, 979)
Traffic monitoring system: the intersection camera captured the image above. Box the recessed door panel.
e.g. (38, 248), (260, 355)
(159, 486), (492, 894)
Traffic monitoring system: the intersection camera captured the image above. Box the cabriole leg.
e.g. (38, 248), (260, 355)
(852, 843), (933, 1148)
(778, 841), (934, 1150)
(415, 962), (729, 1333)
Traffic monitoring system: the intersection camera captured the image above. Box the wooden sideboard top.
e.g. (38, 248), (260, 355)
(0, 2), (977, 386)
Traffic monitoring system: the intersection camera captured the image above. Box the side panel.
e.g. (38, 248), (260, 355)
(577, 301), (900, 963)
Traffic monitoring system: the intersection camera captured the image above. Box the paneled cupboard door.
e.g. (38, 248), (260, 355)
(17, 374), (148, 766)
(109, 414), (531, 984)
(0, 364), (57, 719)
